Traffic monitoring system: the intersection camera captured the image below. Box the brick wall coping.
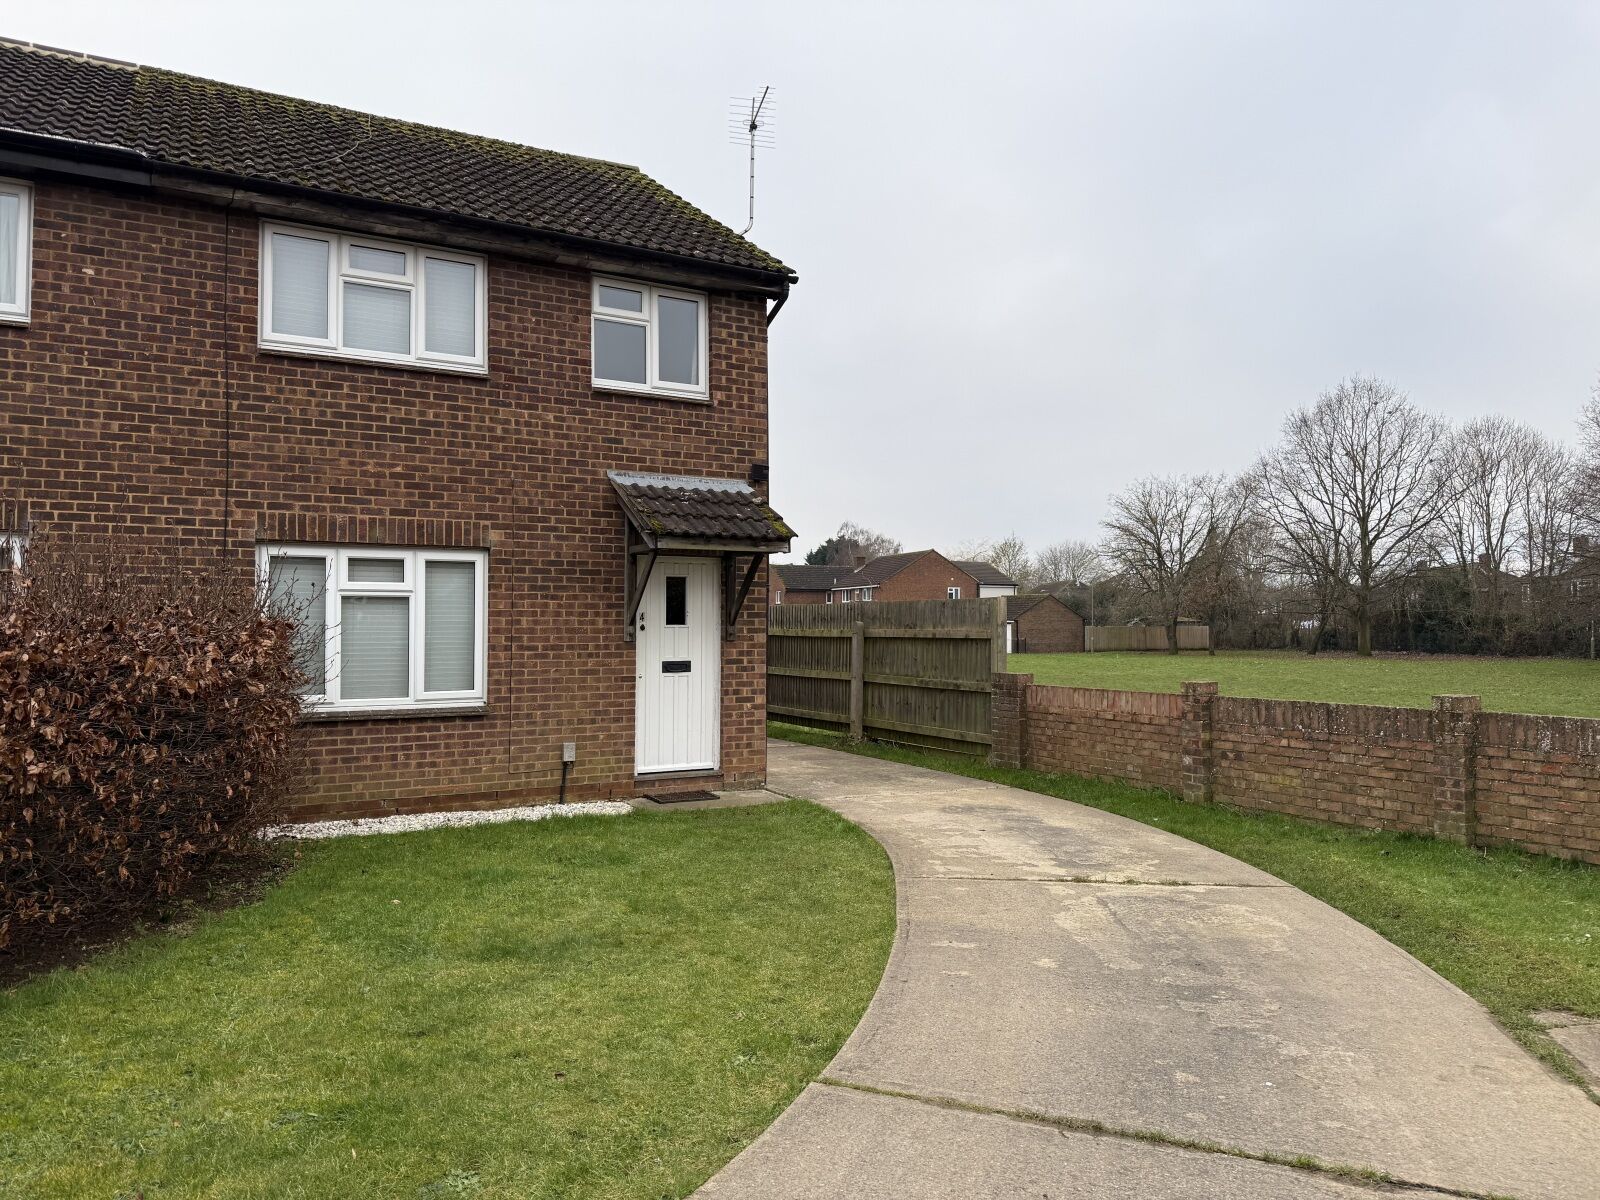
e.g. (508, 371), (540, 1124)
(1479, 711), (1600, 755)
(1024, 683), (1183, 718)
(1214, 696), (1433, 740)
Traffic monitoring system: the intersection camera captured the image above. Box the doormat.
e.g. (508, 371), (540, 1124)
(643, 790), (720, 805)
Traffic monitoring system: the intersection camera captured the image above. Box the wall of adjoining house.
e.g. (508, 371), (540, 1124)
(2, 180), (773, 818)
(992, 675), (1600, 865)
(874, 553), (981, 603)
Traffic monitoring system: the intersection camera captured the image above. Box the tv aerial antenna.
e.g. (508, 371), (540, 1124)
(729, 86), (774, 235)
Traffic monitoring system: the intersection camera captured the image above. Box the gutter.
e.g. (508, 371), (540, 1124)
(0, 127), (799, 297)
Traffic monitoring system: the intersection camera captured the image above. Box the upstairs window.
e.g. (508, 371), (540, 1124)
(0, 178), (32, 324)
(947, 586), (962, 600)
(260, 222), (486, 372)
(592, 277), (707, 398)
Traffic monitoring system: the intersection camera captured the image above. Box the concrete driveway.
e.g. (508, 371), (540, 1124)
(696, 740), (1600, 1200)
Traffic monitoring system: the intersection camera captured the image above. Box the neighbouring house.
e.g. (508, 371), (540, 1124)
(770, 563), (839, 606)
(1004, 594), (1085, 653)
(828, 550), (982, 604)
(0, 39), (797, 818)
(955, 561), (1019, 598)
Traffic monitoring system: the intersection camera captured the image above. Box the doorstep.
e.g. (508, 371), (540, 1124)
(628, 789), (787, 813)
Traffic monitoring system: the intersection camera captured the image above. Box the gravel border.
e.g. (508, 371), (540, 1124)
(261, 800), (634, 841)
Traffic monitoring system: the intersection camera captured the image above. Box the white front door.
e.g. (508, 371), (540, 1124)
(635, 557), (721, 774)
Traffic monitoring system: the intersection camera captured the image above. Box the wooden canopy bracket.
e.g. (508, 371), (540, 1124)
(622, 520), (658, 643)
(723, 552), (763, 639)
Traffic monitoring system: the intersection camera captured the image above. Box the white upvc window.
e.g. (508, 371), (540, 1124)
(947, 586), (962, 600)
(592, 276), (708, 398)
(0, 178), (33, 324)
(259, 222), (487, 372)
(773, 590), (783, 605)
(258, 544), (488, 712)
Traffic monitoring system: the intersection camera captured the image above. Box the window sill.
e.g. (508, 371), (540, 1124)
(259, 343), (489, 378)
(301, 702), (491, 724)
(592, 383), (712, 405)
(0, 312), (29, 327)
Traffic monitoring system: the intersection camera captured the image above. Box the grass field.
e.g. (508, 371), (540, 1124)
(771, 723), (1600, 1096)
(1014, 649), (1600, 717)
(0, 802), (894, 1200)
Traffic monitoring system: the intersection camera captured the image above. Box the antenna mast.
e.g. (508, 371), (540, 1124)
(729, 86), (774, 236)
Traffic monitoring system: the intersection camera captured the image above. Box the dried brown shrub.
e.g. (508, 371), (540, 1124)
(1, 532), (306, 951)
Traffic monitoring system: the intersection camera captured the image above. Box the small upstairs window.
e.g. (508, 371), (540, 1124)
(0, 178), (32, 324)
(592, 277), (707, 398)
(947, 586), (962, 600)
(260, 222), (486, 372)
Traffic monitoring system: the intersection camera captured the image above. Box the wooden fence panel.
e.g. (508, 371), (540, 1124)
(1085, 624), (1211, 652)
(769, 597), (1004, 754)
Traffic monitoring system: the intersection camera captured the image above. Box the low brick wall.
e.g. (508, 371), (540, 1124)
(992, 674), (1600, 865)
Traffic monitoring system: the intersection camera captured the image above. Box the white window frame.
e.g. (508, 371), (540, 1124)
(591, 275), (709, 399)
(257, 544), (488, 712)
(259, 221), (487, 374)
(0, 178), (33, 325)
(947, 586), (962, 600)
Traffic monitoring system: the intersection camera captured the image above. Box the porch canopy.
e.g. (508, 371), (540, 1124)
(608, 471), (793, 640)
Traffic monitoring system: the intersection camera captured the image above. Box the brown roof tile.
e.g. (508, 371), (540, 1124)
(0, 39), (792, 280)
(608, 472), (793, 548)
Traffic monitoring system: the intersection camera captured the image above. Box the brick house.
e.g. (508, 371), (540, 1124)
(828, 550), (981, 603)
(770, 563), (837, 605)
(0, 40), (798, 818)
(1004, 594), (1085, 653)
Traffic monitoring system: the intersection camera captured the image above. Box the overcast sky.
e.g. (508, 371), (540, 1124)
(13, 3), (1600, 560)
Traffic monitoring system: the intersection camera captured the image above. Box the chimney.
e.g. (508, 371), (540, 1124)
(1477, 552), (1491, 567)
(852, 553), (867, 569)
(1576, 534), (1592, 554)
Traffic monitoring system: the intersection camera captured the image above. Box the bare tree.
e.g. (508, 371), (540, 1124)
(985, 534), (1032, 585)
(805, 521), (901, 567)
(1185, 474), (1262, 655)
(1101, 474), (1217, 654)
(1259, 377), (1454, 656)
(1034, 537), (1103, 588)
(1436, 417), (1546, 649)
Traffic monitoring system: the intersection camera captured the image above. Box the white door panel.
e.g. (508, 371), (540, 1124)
(635, 557), (720, 773)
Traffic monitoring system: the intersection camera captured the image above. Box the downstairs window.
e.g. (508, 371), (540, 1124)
(259, 544), (487, 711)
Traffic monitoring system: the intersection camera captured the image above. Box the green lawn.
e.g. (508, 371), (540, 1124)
(0, 802), (894, 1199)
(771, 723), (1600, 1096)
(1014, 649), (1600, 717)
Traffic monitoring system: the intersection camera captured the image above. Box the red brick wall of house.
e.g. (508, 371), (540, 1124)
(774, 587), (829, 606)
(873, 552), (981, 603)
(1, 180), (774, 819)
(993, 680), (1600, 865)
(1014, 597), (1085, 653)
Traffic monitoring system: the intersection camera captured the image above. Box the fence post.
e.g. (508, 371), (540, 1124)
(1431, 695), (1480, 845)
(1181, 681), (1218, 804)
(848, 620), (865, 742)
(989, 672), (1031, 769)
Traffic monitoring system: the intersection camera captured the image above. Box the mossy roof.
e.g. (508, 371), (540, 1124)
(0, 40), (791, 279)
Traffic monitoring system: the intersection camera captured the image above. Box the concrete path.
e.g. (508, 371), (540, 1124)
(696, 741), (1600, 1200)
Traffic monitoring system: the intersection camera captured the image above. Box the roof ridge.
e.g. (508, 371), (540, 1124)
(0, 36), (137, 71)
(0, 35), (637, 171)
(0, 37), (792, 276)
